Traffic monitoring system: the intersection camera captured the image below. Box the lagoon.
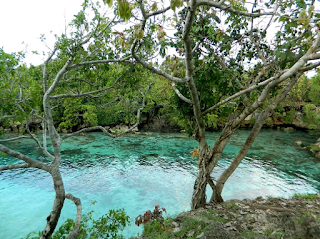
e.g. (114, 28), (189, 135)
(0, 129), (319, 238)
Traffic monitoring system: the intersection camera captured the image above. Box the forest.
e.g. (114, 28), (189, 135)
(1, 0), (320, 238)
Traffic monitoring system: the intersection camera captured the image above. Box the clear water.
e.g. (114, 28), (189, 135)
(0, 129), (319, 238)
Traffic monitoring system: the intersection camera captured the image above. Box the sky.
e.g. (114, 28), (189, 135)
(0, 1), (318, 77)
(0, 0), (84, 65)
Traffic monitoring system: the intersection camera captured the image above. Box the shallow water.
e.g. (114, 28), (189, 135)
(0, 129), (319, 238)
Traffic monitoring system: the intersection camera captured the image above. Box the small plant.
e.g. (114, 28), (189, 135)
(135, 205), (167, 227)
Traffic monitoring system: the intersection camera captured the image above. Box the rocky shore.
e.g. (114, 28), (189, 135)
(136, 194), (320, 239)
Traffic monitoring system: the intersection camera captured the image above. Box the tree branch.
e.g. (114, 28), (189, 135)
(300, 61), (320, 72)
(202, 71), (284, 115)
(50, 83), (115, 99)
(69, 57), (131, 69)
(0, 163), (30, 171)
(0, 114), (16, 123)
(25, 116), (55, 161)
(61, 126), (115, 141)
(172, 83), (193, 104)
(65, 193), (82, 239)
(146, 6), (170, 18)
(212, 75), (300, 203)
(0, 144), (50, 172)
(131, 2), (186, 84)
(196, 1), (276, 17)
(0, 136), (31, 142)
(119, 83), (151, 135)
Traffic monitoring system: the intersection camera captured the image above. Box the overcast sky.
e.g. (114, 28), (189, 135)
(0, 0), (83, 65)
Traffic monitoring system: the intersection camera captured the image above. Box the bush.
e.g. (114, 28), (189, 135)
(25, 207), (130, 239)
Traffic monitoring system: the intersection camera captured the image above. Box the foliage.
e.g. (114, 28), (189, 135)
(135, 205), (167, 227)
(309, 74), (320, 105)
(0, 49), (42, 131)
(303, 103), (320, 134)
(25, 208), (130, 239)
(302, 73), (320, 135)
(58, 98), (98, 132)
(283, 108), (296, 125)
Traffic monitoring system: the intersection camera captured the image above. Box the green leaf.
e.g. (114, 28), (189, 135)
(104, 0), (113, 7)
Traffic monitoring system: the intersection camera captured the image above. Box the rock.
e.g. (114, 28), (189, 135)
(292, 112), (309, 129)
(172, 221), (179, 228)
(172, 227), (181, 233)
(310, 142), (320, 159)
(29, 118), (42, 124)
(132, 126), (139, 132)
(196, 232), (204, 238)
(9, 120), (22, 133)
(283, 127), (295, 132)
(295, 141), (303, 146)
(115, 124), (129, 132)
(187, 229), (195, 237)
(225, 222), (232, 227)
(203, 228), (234, 239)
(4, 128), (11, 133)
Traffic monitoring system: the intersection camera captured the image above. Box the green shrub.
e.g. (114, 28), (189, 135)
(25, 208), (129, 239)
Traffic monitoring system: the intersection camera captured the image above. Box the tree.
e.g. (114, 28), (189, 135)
(107, 0), (320, 208)
(0, 1), (149, 237)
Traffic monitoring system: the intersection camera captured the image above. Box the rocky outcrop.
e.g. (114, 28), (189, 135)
(106, 124), (139, 134)
(137, 194), (320, 239)
(9, 121), (24, 133)
(292, 112), (309, 129)
(241, 110), (310, 130)
(310, 138), (320, 159)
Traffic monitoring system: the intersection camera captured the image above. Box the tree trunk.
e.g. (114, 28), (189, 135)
(191, 163), (209, 209)
(191, 124), (235, 209)
(209, 77), (299, 204)
(211, 183), (224, 203)
(41, 166), (65, 239)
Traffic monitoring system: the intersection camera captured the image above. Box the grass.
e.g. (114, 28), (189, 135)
(292, 193), (317, 200)
(223, 202), (239, 210)
(142, 217), (209, 239)
(200, 208), (228, 223)
(240, 230), (260, 238)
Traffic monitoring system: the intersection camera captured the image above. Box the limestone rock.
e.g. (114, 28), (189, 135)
(187, 229), (195, 237)
(9, 121), (23, 133)
(310, 140), (320, 159)
(292, 112), (309, 129)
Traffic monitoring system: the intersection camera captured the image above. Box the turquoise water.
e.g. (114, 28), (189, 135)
(0, 129), (319, 238)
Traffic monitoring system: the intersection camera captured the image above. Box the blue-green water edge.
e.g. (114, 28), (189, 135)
(0, 129), (320, 238)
